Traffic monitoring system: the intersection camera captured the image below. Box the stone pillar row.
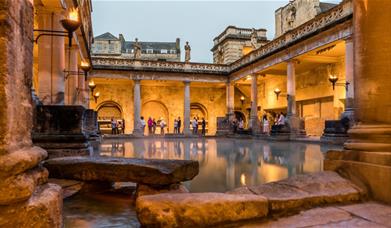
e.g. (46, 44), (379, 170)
(0, 0), (62, 226)
(132, 80), (192, 135)
(226, 81), (235, 121)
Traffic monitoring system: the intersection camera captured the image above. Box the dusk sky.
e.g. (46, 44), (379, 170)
(92, 1), (341, 63)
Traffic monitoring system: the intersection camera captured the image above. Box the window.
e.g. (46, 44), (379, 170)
(146, 49), (153, 54)
(160, 49), (168, 54)
(170, 49), (176, 54)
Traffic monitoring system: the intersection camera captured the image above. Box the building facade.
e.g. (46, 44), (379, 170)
(211, 26), (269, 64)
(92, 32), (181, 62)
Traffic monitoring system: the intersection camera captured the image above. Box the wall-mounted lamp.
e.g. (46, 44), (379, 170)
(60, 8), (81, 47)
(240, 96), (245, 105)
(93, 92), (100, 103)
(328, 75), (350, 91)
(88, 80), (96, 96)
(274, 88), (282, 100)
(80, 61), (92, 81)
(34, 8), (81, 47)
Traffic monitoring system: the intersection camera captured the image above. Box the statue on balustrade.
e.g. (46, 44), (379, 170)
(134, 38), (142, 59)
(184, 41), (191, 63)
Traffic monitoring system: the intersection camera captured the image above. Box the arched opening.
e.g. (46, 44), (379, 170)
(191, 103), (209, 133)
(234, 111), (246, 127)
(96, 101), (124, 134)
(142, 100), (169, 134)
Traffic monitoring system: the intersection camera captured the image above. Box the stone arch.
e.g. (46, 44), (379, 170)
(190, 102), (208, 120)
(142, 100), (169, 133)
(96, 101), (123, 120)
(234, 111), (246, 123)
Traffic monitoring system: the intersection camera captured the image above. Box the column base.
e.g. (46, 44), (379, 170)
(132, 129), (144, 137)
(325, 124), (391, 204)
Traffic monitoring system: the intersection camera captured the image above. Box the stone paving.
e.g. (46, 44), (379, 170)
(242, 202), (391, 227)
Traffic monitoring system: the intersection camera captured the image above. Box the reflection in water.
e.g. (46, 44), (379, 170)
(64, 138), (341, 227)
(98, 138), (341, 192)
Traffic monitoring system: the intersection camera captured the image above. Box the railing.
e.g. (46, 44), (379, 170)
(92, 57), (230, 75)
(230, 0), (353, 72)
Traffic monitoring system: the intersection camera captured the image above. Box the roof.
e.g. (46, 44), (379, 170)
(124, 41), (177, 50)
(319, 2), (337, 12)
(94, 32), (119, 41)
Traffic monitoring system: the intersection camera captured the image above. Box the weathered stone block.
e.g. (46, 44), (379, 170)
(0, 146), (47, 179)
(43, 156), (199, 185)
(136, 193), (268, 227)
(0, 166), (48, 205)
(0, 183), (62, 228)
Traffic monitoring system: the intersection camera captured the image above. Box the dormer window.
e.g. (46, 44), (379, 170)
(170, 50), (176, 54)
(161, 49), (168, 54)
(146, 49), (153, 54)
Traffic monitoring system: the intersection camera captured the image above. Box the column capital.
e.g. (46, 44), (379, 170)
(183, 80), (191, 85)
(286, 59), (300, 65)
(133, 79), (141, 84)
(344, 36), (353, 43)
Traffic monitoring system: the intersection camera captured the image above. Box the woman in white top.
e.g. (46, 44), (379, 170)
(278, 112), (285, 125)
(238, 119), (244, 130)
(262, 114), (270, 134)
(160, 118), (166, 135)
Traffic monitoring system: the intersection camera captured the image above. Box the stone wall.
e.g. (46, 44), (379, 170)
(0, 0), (62, 226)
(89, 80), (226, 135)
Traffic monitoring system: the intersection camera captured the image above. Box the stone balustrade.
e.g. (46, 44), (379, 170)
(92, 57), (230, 75)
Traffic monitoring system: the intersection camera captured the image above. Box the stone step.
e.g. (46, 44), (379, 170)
(43, 156), (199, 186)
(228, 171), (366, 214)
(136, 193), (268, 227)
(135, 171), (365, 227)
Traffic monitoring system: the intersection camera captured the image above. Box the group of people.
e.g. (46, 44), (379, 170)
(231, 112), (286, 135)
(111, 118), (125, 134)
(191, 117), (207, 136)
(142, 116), (167, 135)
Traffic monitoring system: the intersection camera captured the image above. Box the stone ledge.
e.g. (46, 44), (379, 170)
(136, 193), (268, 227)
(0, 146), (47, 179)
(228, 171), (365, 214)
(43, 156), (199, 185)
(0, 183), (62, 227)
(326, 150), (391, 166)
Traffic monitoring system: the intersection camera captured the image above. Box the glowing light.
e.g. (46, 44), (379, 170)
(68, 8), (79, 22)
(88, 80), (95, 87)
(94, 92), (100, 98)
(240, 174), (246, 186)
(274, 88), (281, 93)
(240, 96), (245, 101)
(81, 60), (89, 67)
(246, 75), (252, 81)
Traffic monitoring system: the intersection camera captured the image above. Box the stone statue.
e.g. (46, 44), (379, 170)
(250, 28), (258, 49)
(134, 38), (142, 59)
(184, 41), (191, 63)
(287, 5), (297, 28)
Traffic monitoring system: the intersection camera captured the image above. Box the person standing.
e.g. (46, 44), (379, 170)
(201, 117), (206, 136)
(262, 114), (270, 135)
(160, 118), (166, 135)
(140, 116), (146, 136)
(111, 118), (116, 135)
(152, 118), (157, 134)
(192, 117), (198, 134)
(173, 119), (178, 134)
(177, 117), (181, 134)
(238, 118), (244, 130)
(148, 117), (153, 135)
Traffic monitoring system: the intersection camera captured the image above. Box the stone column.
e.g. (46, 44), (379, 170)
(250, 74), (260, 134)
(77, 71), (86, 107)
(65, 46), (78, 105)
(287, 60), (296, 117)
(226, 81), (235, 121)
(325, 0), (391, 204)
(37, 10), (65, 105)
(286, 60), (302, 137)
(133, 79), (143, 136)
(0, 1), (62, 226)
(183, 81), (191, 136)
(341, 37), (354, 124)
